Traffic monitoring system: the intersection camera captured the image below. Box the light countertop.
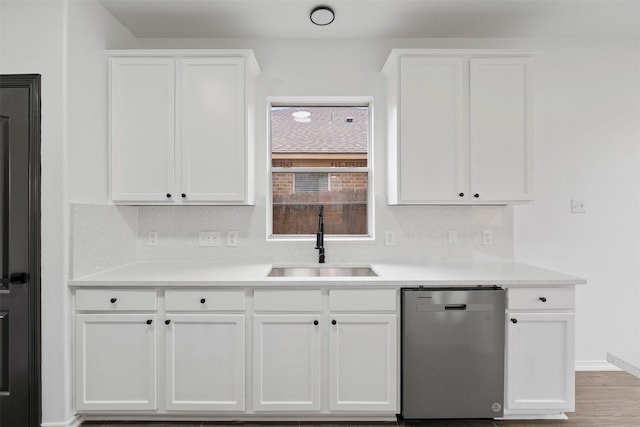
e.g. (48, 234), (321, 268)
(68, 260), (586, 288)
(607, 351), (640, 379)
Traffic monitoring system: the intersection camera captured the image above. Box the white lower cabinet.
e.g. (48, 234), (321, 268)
(252, 314), (322, 411)
(505, 287), (575, 415)
(329, 314), (397, 411)
(252, 288), (398, 414)
(165, 314), (245, 411)
(75, 314), (158, 411)
(74, 285), (576, 419)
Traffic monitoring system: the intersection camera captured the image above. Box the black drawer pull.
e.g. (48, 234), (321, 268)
(146, 319), (153, 325)
(165, 320), (171, 325)
(313, 320), (319, 326)
(331, 319), (337, 325)
(511, 318), (518, 324)
(445, 304), (467, 310)
(110, 298), (117, 304)
(200, 298), (206, 304)
(539, 297), (547, 302)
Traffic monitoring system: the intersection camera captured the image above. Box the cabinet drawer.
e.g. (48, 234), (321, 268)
(254, 289), (321, 312)
(507, 287), (574, 310)
(76, 289), (157, 311)
(329, 289), (397, 312)
(165, 289), (245, 311)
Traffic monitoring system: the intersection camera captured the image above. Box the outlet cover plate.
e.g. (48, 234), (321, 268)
(199, 231), (221, 247)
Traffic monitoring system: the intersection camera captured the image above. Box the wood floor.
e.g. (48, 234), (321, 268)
(81, 371), (640, 427)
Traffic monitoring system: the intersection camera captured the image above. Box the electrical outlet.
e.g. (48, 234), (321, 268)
(482, 230), (493, 245)
(227, 231), (238, 247)
(148, 231), (158, 246)
(385, 230), (396, 246)
(198, 231), (221, 247)
(571, 199), (586, 213)
(448, 230), (458, 244)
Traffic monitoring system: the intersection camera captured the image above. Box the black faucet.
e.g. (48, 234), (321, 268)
(315, 205), (325, 263)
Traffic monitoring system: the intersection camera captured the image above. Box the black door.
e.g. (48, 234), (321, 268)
(0, 75), (41, 427)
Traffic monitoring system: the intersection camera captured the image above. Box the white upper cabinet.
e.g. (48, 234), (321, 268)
(469, 58), (533, 202)
(109, 50), (259, 205)
(110, 57), (176, 202)
(383, 50), (534, 205)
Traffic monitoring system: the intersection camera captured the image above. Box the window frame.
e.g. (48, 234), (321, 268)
(267, 96), (375, 241)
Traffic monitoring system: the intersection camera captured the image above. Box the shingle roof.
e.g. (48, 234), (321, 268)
(271, 106), (368, 154)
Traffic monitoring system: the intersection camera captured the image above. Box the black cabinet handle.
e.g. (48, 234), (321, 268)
(458, 192), (464, 197)
(200, 298), (206, 304)
(166, 193), (172, 198)
(165, 319), (171, 325)
(182, 193), (187, 198)
(313, 320), (319, 326)
(110, 298), (117, 304)
(146, 319), (153, 325)
(331, 320), (337, 325)
(474, 193), (480, 198)
(511, 318), (518, 324)
(539, 297), (547, 302)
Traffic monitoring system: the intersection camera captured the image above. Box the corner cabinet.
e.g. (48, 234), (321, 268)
(109, 50), (259, 205)
(505, 287), (576, 417)
(383, 50), (534, 205)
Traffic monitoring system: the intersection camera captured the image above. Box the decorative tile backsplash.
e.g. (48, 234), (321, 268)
(70, 201), (513, 278)
(70, 204), (138, 278)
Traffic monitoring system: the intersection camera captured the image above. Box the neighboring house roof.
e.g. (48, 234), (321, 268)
(271, 106), (368, 154)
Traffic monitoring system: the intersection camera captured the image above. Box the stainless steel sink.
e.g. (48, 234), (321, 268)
(268, 266), (378, 278)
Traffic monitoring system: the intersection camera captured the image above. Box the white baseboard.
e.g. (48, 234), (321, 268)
(575, 360), (622, 371)
(41, 414), (83, 427)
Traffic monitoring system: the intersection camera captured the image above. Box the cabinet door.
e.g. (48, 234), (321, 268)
(165, 314), (245, 411)
(469, 58), (533, 202)
(506, 312), (575, 411)
(329, 314), (397, 411)
(397, 57), (466, 203)
(110, 57), (176, 203)
(253, 315), (321, 411)
(75, 314), (157, 410)
(178, 57), (246, 203)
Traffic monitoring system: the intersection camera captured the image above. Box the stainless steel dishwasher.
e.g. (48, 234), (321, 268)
(401, 287), (505, 419)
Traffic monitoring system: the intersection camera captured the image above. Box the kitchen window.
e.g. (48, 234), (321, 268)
(269, 99), (372, 239)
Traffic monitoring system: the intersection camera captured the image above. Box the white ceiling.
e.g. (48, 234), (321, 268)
(98, 0), (640, 39)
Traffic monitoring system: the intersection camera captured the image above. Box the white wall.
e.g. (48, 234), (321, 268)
(1, 0), (136, 425)
(513, 39), (640, 367)
(67, 0), (137, 203)
(0, 1), (68, 424)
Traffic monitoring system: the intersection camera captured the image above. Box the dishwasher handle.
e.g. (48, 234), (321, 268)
(444, 304), (467, 310)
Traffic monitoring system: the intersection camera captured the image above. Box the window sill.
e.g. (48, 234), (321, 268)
(267, 235), (375, 243)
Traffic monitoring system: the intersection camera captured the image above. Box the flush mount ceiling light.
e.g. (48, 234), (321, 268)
(310, 6), (335, 26)
(292, 110), (312, 123)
